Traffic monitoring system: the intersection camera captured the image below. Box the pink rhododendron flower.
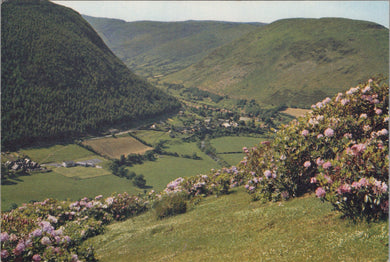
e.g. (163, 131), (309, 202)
(343, 133), (352, 139)
(304, 161), (311, 168)
(41, 236), (51, 245)
(316, 158), (324, 166)
(324, 128), (334, 137)
(13, 241), (25, 256)
(362, 85), (371, 93)
(363, 125), (371, 132)
(301, 129), (309, 136)
(310, 177), (317, 184)
(337, 184), (352, 194)
(375, 108), (382, 115)
(341, 99), (349, 105)
(315, 187), (326, 198)
(1, 250), (9, 259)
(1, 232), (9, 242)
(359, 113), (367, 119)
(358, 178), (369, 187)
(322, 161), (332, 169)
(264, 170), (272, 178)
(322, 97), (331, 104)
(317, 134), (324, 139)
(377, 129), (388, 136)
(33, 254), (42, 262)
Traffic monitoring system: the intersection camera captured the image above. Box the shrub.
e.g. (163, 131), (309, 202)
(240, 77), (388, 220)
(133, 174), (147, 188)
(154, 193), (188, 220)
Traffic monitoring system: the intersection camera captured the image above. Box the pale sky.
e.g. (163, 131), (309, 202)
(53, 1), (389, 28)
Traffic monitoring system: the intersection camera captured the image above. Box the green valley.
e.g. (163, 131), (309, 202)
(164, 18), (389, 108)
(83, 16), (264, 79)
(1, 1), (388, 261)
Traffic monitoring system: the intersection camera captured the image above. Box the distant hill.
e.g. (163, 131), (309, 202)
(1, 0), (180, 150)
(164, 18), (389, 108)
(83, 15), (265, 78)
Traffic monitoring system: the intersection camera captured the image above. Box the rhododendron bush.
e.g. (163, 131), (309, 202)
(1, 193), (147, 261)
(240, 77), (388, 220)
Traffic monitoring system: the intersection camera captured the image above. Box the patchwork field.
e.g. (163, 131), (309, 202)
(131, 130), (171, 145)
(20, 144), (96, 164)
(281, 108), (311, 118)
(210, 136), (266, 166)
(82, 136), (153, 159)
(210, 136), (265, 153)
(54, 166), (111, 179)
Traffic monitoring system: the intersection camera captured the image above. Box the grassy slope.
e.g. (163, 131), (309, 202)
(87, 188), (388, 261)
(164, 18), (389, 108)
(83, 16), (264, 78)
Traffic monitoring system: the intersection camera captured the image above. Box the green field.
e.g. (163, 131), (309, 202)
(20, 144), (96, 164)
(1, 171), (143, 211)
(210, 136), (265, 153)
(131, 130), (171, 145)
(54, 166), (111, 179)
(126, 155), (217, 192)
(86, 188), (388, 261)
(218, 153), (245, 166)
(83, 136), (153, 159)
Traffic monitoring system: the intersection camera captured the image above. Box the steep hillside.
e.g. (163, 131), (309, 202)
(83, 16), (264, 78)
(1, 0), (180, 150)
(164, 18), (389, 108)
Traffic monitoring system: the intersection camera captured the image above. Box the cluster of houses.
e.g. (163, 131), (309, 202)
(62, 159), (102, 168)
(4, 158), (44, 172)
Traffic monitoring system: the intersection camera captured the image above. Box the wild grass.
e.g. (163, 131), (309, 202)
(86, 188), (388, 261)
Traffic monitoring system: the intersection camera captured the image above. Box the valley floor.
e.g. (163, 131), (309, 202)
(86, 188), (388, 262)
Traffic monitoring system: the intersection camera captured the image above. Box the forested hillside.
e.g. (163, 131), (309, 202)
(83, 16), (264, 78)
(1, 0), (180, 150)
(164, 18), (389, 108)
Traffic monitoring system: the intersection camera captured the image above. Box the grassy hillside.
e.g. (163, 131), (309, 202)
(164, 18), (389, 108)
(83, 16), (264, 78)
(1, 0), (180, 150)
(86, 188), (388, 261)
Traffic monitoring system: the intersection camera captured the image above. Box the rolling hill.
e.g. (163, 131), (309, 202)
(1, 0), (180, 150)
(164, 18), (389, 108)
(83, 15), (264, 79)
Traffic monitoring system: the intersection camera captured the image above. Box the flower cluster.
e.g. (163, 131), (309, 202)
(162, 166), (246, 199)
(1, 193), (148, 261)
(240, 77), (388, 219)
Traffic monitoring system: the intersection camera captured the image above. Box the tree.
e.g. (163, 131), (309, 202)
(133, 174), (146, 188)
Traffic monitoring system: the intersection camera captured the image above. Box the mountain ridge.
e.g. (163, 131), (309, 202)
(163, 17), (389, 107)
(83, 15), (265, 78)
(1, 0), (180, 150)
